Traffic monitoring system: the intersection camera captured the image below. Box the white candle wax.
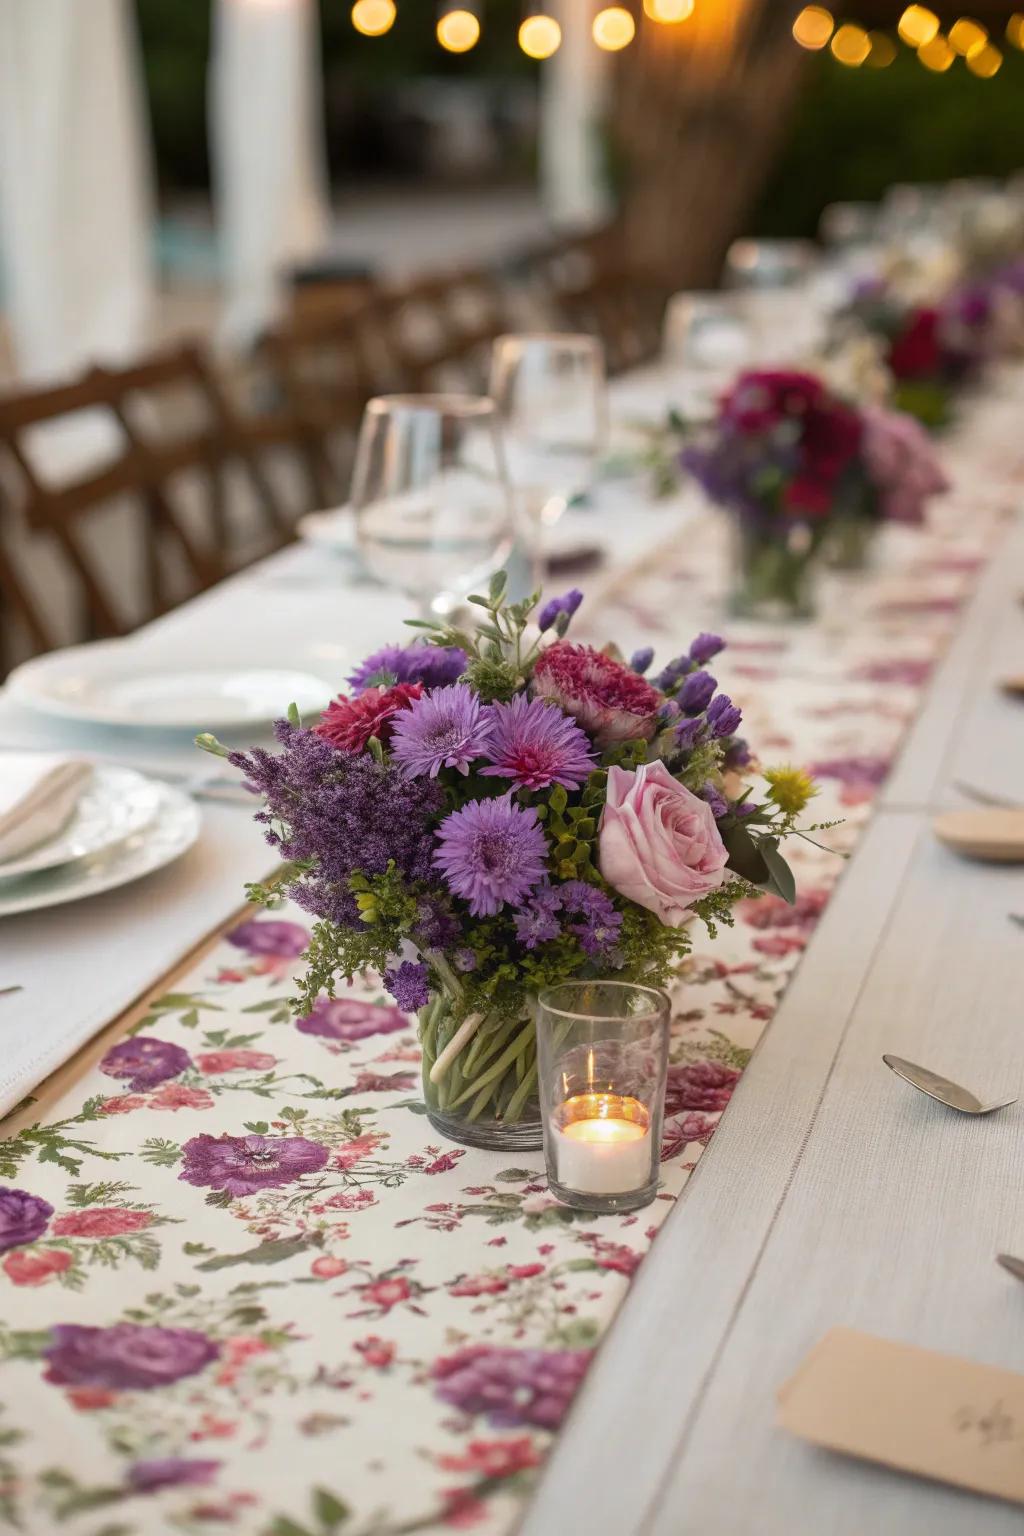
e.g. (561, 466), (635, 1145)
(553, 1094), (652, 1196)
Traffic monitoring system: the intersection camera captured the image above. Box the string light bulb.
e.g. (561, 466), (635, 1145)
(966, 41), (1002, 75)
(898, 6), (939, 47)
(1008, 14), (1024, 49)
(592, 6), (636, 50)
(351, 0), (396, 35)
(437, 3), (480, 52)
(831, 22), (871, 66)
(792, 6), (834, 50)
(949, 18), (987, 56)
(918, 32), (955, 70)
(518, 8), (561, 58)
(865, 31), (897, 67)
(643, 0), (694, 21)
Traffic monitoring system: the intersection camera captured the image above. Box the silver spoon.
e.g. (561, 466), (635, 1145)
(882, 1054), (1018, 1115)
(997, 1253), (1024, 1283)
(954, 781), (1022, 810)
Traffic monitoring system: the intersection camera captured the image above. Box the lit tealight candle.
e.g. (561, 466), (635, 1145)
(554, 1093), (652, 1196)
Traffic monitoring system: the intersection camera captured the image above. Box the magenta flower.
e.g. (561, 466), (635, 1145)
(99, 1037), (192, 1092)
(432, 1344), (592, 1429)
(226, 919), (309, 958)
(480, 694), (595, 791)
(296, 997), (409, 1042)
(532, 642), (662, 747)
(390, 683), (493, 778)
(178, 1133), (329, 1196)
(44, 1323), (219, 1390)
(128, 1459), (221, 1494)
(434, 797), (549, 917)
(664, 1061), (740, 1115)
(0, 1188), (52, 1253)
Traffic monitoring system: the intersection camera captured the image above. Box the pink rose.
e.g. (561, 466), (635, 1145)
(599, 761), (728, 925)
(197, 1051), (277, 1075)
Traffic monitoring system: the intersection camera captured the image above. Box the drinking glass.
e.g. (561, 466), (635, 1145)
(351, 393), (514, 616)
(662, 291), (753, 416)
(489, 333), (606, 578)
(536, 980), (670, 1213)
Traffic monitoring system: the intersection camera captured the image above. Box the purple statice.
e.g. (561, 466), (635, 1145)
(383, 961), (430, 1012)
(0, 1188), (53, 1253)
(178, 1133), (329, 1196)
(347, 642), (467, 693)
(231, 725), (443, 928)
(679, 670), (716, 716)
(537, 588), (583, 633)
(724, 736), (753, 771)
(390, 683), (493, 779)
(434, 797), (549, 917)
(480, 695), (595, 792)
(414, 896), (459, 950)
(558, 880), (623, 958)
(513, 886), (564, 950)
(629, 646), (654, 675)
(689, 632), (725, 666)
(701, 783), (729, 820)
(453, 948), (478, 973)
(706, 693), (742, 739)
(44, 1324), (219, 1391)
(128, 1460), (221, 1495)
(432, 1344), (592, 1430)
(99, 1037), (192, 1093)
(674, 716), (705, 753)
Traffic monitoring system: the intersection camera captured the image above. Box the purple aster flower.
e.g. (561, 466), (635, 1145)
(702, 783), (729, 820)
(433, 1344), (592, 1429)
(434, 797), (549, 917)
(689, 632), (725, 665)
(706, 693), (742, 739)
(480, 695), (595, 792)
(297, 997), (408, 1042)
(390, 683), (493, 779)
(99, 1037), (192, 1093)
(0, 1188), (53, 1253)
(629, 646), (655, 675)
(128, 1460), (221, 1495)
(178, 1133), (329, 1196)
(226, 919), (309, 958)
(347, 642), (466, 693)
(44, 1323), (219, 1391)
(679, 670), (716, 716)
(537, 588), (583, 633)
(383, 961), (431, 1012)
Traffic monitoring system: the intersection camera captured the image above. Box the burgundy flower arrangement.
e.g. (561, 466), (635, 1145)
(200, 578), (815, 1148)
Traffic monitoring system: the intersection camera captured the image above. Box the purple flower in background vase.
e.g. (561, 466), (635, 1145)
(226, 919), (309, 958)
(128, 1459), (221, 1494)
(44, 1323), (219, 1390)
(0, 1188), (53, 1253)
(347, 642), (467, 693)
(297, 997), (409, 1042)
(434, 796), (549, 917)
(664, 1061), (741, 1115)
(179, 1133), (329, 1196)
(390, 683), (493, 779)
(433, 1344), (592, 1429)
(383, 962), (430, 1013)
(861, 405), (948, 525)
(99, 1037), (192, 1093)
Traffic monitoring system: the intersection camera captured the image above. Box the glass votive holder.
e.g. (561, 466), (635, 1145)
(536, 981), (671, 1214)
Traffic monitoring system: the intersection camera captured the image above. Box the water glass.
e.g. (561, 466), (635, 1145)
(351, 393), (514, 616)
(536, 980), (670, 1213)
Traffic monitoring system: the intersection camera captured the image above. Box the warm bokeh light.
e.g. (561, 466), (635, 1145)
(792, 6), (834, 50)
(865, 31), (897, 67)
(831, 22), (871, 66)
(1006, 14), (1024, 49)
(592, 6), (636, 49)
(436, 6), (480, 52)
(351, 0), (396, 36)
(898, 5), (940, 48)
(518, 12), (561, 58)
(918, 32), (955, 70)
(967, 41), (1003, 74)
(643, 0), (695, 21)
(949, 18), (987, 56)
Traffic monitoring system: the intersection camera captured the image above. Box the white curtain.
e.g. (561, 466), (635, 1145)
(0, 0), (155, 381)
(210, 0), (330, 346)
(540, 0), (610, 230)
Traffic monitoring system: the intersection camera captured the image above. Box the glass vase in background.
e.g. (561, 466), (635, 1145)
(419, 992), (542, 1151)
(823, 509), (878, 572)
(728, 517), (820, 622)
(536, 981), (670, 1213)
(351, 394), (515, 618)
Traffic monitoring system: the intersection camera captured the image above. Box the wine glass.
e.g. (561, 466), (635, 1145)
(351, 394), (515, 617)
(662, 291), (753, 417)
(489, 333), (606, 579)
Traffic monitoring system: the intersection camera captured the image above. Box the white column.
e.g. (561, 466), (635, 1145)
(0, 0), (155, 381)
(210, 0), (331, 346)
(540, 0), (611, 230)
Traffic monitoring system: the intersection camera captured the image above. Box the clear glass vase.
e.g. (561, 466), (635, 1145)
(729, 519), (818, 622)
(824, 510), (877, 572)
(418, 995), (543, 1150)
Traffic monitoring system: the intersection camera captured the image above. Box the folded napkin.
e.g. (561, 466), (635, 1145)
(0, 754), (93, 864)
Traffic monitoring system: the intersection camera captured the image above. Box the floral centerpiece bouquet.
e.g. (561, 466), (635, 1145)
(200, 578), (817, 1151)
(681, 369), (948, 611)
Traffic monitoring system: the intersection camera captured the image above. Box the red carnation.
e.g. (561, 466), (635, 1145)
(888, 308), (941, 380)
(315, 682), (423, 753)
(532, 642), (662, 747)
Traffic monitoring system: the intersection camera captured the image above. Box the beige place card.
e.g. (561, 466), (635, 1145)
(777, 1327), (1024, 1507)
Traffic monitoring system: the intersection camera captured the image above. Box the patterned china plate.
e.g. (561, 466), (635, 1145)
(0, 767), (162, 879)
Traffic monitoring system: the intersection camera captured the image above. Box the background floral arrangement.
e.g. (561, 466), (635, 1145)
(201, 578), (817, 1139)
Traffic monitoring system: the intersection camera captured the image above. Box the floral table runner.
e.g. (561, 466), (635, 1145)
(1, 378), (1022, 1536)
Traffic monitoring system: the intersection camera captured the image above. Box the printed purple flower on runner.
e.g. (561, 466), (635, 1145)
(0, 1188), (53, 1253)
(128, 1460), (221, 1494)
(44, 1323), (219, 1390)
(227, 919), (309, 958)
(432, 1344), (593, 1429)
(178, 1134), (329, 1196)
(296, 998), (409, 1042)
(99, 1038), (192, 1093)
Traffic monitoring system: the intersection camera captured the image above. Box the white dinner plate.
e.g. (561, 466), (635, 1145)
(0, 766), (162, 879)
(297, 506), (356, 554)
(6, 642), (335, 730)
(0, 781), (200, 917)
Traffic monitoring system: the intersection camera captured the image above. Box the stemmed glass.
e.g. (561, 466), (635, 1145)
(662, 291), (753, 417)
(489, 333), (606, 583)
(351, 394), (515, 617)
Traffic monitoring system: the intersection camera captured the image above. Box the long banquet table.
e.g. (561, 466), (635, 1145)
(2, 360), (1024, 1535)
